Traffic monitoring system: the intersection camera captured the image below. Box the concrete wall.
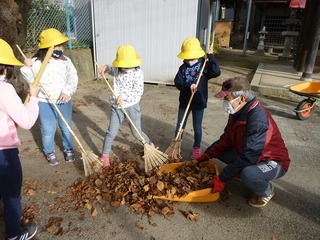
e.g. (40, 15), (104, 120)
(64, 48), (94, 83)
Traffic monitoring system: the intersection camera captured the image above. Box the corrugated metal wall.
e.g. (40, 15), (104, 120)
(92, 0), (200, 84)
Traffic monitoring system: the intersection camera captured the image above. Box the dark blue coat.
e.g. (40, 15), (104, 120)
(174, 54), (221, 110)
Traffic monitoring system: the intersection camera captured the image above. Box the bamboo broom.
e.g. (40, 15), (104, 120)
(165, 47), (211, 161)
(17, 45), (103, 176)
(39, 83), (103, 176)
(95, 61), (169, 173)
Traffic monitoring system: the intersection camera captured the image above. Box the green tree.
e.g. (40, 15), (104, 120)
(0, 0), (31, 94)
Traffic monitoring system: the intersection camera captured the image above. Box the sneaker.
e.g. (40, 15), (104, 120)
(248, 189), (275, 208)
(63, 149), (75, 163)
(45, 152), (60, 166)
(9, 223), (38, 240)
(101, 154), (110, 167)
(191, 147), (202, 160)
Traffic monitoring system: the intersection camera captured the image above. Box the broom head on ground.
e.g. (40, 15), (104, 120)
(144, 144), (169, 173)
(82, 150), (104, 177)
(165, 134), (183, 161)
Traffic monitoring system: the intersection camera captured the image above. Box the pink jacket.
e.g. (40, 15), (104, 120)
(0, 82), (39, 150)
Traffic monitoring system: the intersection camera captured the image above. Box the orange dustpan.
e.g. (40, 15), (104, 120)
(153, 161), (220, 202)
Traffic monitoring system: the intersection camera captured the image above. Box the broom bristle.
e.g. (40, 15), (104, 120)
(165, 139), (182, 161)
(81, 151), (103, 177)
(143, 144), (169, 173)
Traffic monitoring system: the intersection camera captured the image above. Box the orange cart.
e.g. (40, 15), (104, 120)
(289, 82), (320, 120)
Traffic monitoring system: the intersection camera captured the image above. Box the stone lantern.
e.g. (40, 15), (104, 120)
(278, 10), (301, 60)
(255, 26), (268, 55)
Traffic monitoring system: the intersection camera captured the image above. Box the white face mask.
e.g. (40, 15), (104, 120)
(187, 59), (198, 66)
(0, 75), (7, 82)
(120, 68), (134, 73)
(223, 96), (241, 114)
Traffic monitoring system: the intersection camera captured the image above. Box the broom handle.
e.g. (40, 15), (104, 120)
(95, 61), (147, 145)
(19, 45), (54, 104)
(174, 55), (208, 141)
(17, 45), (87, 155)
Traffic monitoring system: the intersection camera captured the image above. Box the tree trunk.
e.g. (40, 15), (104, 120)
(0, 0), (31, 95)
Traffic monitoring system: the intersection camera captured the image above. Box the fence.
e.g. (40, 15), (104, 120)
(25, 0), (92, 50)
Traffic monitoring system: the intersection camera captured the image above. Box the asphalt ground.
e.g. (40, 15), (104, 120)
(1, 80), (318, 240)
(1, 49), (319, 239)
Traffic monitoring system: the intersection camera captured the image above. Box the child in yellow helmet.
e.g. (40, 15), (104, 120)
(174, 37), (221, 159)
(98, 45), (154, 167)
(20, 28), (78, 166)
(0, 38), (39, 239)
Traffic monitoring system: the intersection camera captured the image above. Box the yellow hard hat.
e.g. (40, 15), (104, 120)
(0, 38), (23, 66)
(177, 38), (205, 59)
(38, 28), (70, 49)
(112, 45), (141, 68)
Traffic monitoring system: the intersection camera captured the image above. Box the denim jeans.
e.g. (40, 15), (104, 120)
(39, 101), (74, 154)
(175, 107), (204, 148)
(219, 148), (286, 197)
(0, 148), (22, 238)
(102, 103), (151, 155)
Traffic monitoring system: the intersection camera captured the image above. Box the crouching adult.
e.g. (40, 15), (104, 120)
(197, 77), (290, 207)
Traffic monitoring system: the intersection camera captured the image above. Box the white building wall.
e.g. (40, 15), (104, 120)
(92, 0), (199, 84)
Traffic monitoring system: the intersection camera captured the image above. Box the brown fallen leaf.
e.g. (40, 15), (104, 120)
(135, 223), (144, 230)
(26, 189), (36, 196)
(111, 201), (121, 207)
(148, 219), (157, 227)
(46, 225), (54, 233)
(84, 203), (92, 210)
(187, 212), (199, 222)
(91, 208), (98, 217)
(156, 181), (165, 191)
(101, 206), (109, 214)
(78, 212), (85, 221)
(47, 191), (57, 194)
(161, 207), (173, 215)
(179, 209), (200, 222)
(143, 184), (150, 192)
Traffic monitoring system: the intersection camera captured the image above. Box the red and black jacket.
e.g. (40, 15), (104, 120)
(204, 98), (290, 182)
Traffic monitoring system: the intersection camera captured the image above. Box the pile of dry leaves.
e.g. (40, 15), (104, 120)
(65, 159), (217, 217)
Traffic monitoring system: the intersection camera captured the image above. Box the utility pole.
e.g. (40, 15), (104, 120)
(242, 0), (252, 55)
(207, 0), (219, 50)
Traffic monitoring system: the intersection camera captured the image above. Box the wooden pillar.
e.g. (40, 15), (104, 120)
(295, 0), (317, 72)
(301, 0), (320, 81)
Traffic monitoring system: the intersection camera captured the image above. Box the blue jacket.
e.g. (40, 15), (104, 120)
(174, 54), (221, 110)
(204, 98), (291, 182)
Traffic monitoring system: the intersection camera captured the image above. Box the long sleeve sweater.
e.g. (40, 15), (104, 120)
(20, 56), (78, 103)
(0, 81), (39, 150)
(106, 66), (144, 108)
